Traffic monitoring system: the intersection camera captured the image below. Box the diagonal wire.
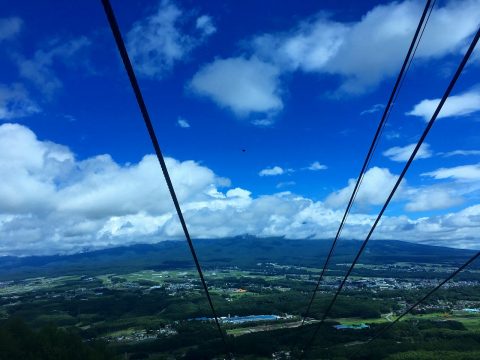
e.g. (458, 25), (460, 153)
(100, 0), (230, 354)
(371, 0), (436, 163)
(390, 0), (437, 109)
(365, 0), (436, 172)
(300, 25), (480, 360)
(361, 250), (480, 349)
(301, 0), (434, 325)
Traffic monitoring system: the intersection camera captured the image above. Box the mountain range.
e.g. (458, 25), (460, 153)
(0, 237), (478, 280)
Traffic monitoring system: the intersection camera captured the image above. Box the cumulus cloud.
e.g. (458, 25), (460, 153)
(16, 37), (91, 97)
(0, 83), (40, 120)
(0, 123), (479, 255)
(190, 56), (283, 116)
(307, 161), (328, 171)
(422, 164), (480, 182)
(252, 0), (480, 94)
(177, 117), (190, 128)
(324, 164), (477, 215)
(402, 204), (480, 248)
(383, 143), (432, 162)
(0, 123), (231, 254)
(325, 167), (400, 208)
(0, 17), (22, 42)
(404, 186), (464, 212)
(259, 166), (284, 176)
(407, 88), (480, 121)
(126, 0), (215, 78)
(252, 16), (347, 73)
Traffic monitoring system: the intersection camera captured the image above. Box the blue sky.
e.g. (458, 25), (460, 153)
(1, 0), (480, 255)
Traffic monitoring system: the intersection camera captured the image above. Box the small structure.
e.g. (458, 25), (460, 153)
(333, 323), (370, 330)
(234, 288), (247, 293)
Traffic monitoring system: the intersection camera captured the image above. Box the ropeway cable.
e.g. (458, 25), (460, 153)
(100, 0), (230, 355)
(300, 24), (480, 360)
(301, 0), (434, 325)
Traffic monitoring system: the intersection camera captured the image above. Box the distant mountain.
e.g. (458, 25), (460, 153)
(0, 237), (477, 280)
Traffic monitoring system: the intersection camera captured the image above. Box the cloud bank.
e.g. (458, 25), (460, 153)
(0, 123), (479, 255)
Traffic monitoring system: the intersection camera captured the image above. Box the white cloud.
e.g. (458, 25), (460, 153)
(441, 150), (480, 157)
(413, 0), (480, 58)
(422, 164), (480, 182)
(0, 123), (233, 254)
(325, 167), (400, 208)
(0, 17), (22, 42)
(252, 0), (480, 94)
(402, 171), (480, 212)
(325, 165), (470, 214)
(404, 186), (463, 212)
(252, 16), (347, 72)
(259, 166), (284, 177)
(126, 0), (214, 78)
(383, 142), (432, 162)
(360, 103), (384, 116)
(196, 15), (216, 36)
(276, 181), (296, 189)
(0, 123), (73, 214)
(307, 161), (327, 171)
(188, 0), (480, 120)
(0, 123), (479, 255)
(407, 88), (480, 121)
(0, 83), (40, 120)
(190, 56), (283, 116)
(177, 117), (190, 128)
(16, 37), (91, 96)
(251, 117), (275, 127)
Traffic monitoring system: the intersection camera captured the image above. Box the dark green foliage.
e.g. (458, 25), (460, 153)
(337, 320), (480, 360)
(385, 351), (480, 360)
(0, 317), (116, 360)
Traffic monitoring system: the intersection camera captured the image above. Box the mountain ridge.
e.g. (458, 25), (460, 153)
(0, 237), (478, 280)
